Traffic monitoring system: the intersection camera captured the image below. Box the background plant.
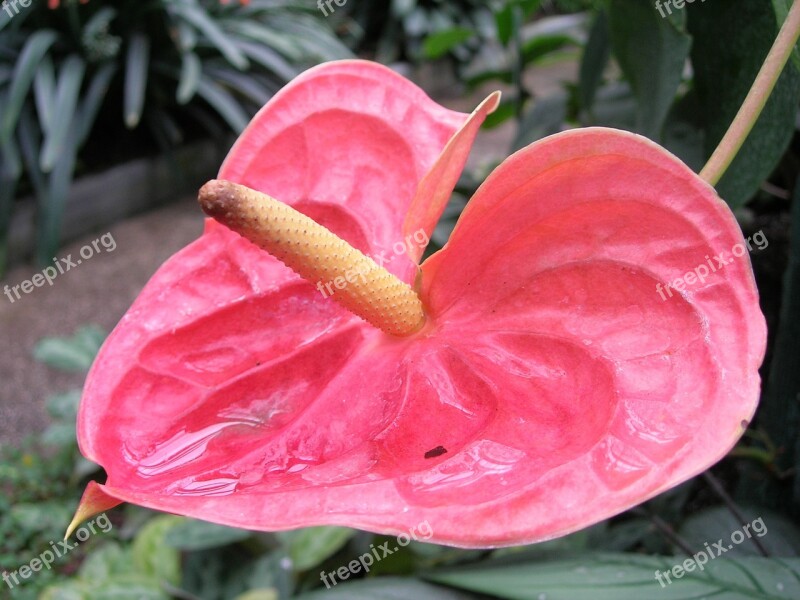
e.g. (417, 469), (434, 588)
(0, 0), (350, 275)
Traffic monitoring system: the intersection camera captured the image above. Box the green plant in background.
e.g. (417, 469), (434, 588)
(1, 325), (105, 600)
(519, 0), (800, 211)
(0, 0), (350, 276)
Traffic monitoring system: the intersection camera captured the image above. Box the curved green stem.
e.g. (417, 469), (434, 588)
(700, 0), (800, 186)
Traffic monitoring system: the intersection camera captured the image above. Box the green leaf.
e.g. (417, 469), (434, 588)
(66, 575), (169, 599)
(177, 51), (202, 104)
(195, 75), (251, 133)
(426, 553), (800, 599)
(579, 9), (611, 115)
(295, 578), (479, 599)
(34, 326), (105, 372)
(78, 543), (133, 581)
(205, 66), (275, 105)
(688, 0), (800, 207)
(512, 91), (567, 151)
(233, 39), (298, 81)
(224, 20), (303, 62)
(661, 90), (706, 173)
(608, 0), (691, 138)
(18, 105), (48, 202)
(422, 27), (476, 60)
(73, 324), (106, 356)
(679, 507), (800, 557)
(12, 501), (73, 534)
(41, 55), (86, 172)
(37, 119), (81, 263)
(77, 62), (117, 145)
(34, 55), (56, 136)
(164, 518), (252, 551)
(39, 582), (91, 600)
(521, 34), (577, 66)
(496, 2), (541, 46)
(131, 516), (182, 586)
(1, 29), (58, 144)
(124, 33), (150, 129)
(174, 4), (249, 70)
(45, 390), (81, 420)
(589, 81), (638, 130)
(276, 526), (355, 572)
(173, 21), (197, 53)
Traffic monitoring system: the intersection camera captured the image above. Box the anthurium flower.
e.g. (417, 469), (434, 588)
(71, 60), (766, 547)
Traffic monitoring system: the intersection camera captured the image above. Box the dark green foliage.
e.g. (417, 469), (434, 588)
(0, 0), (350, 273)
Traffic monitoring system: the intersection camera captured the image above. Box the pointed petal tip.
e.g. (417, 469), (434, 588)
(482, 90), (502, 113)
(65, 482), (123, 540)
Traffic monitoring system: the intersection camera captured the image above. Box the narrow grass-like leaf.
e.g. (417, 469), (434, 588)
(233, 40), (298, 81)
(36, 121), (79, 264)
(268, 13), (352, 60)
(224, 20), (303, 62)
(18, 106), (47, 200)
(174, 4), (249, 70)
(124, 32), (150, 129)
(41, 54), (86, 172)
(77, 62), (117, 145)
(33, 55), (56, 136)
(173, 20), (198, 53)
(205, 66), (274, 105)
(195, 76), (250, 133)
(177, 51), (202, 104)
(1, 29), (58, 143)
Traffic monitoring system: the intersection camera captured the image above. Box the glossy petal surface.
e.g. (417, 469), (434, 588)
(77, 63), (766, 547)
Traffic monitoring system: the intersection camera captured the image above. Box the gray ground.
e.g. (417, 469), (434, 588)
(0, 61), (574, 448)
(0, 198), (205, 448)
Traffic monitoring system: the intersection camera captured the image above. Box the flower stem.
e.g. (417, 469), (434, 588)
(700, 0), (800, 186)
